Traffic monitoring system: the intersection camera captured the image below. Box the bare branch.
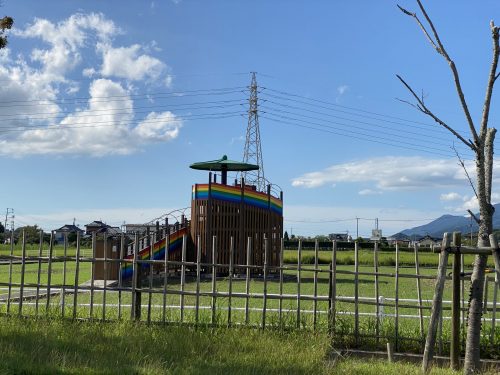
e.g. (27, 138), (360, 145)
(396, 74), (476, 150)
(495, 72), (500, 82)
(396, 97), (420, 111)
(452, 144), (478, 199)
(399, 1), (479, 145)
(467, 210), (481, 225)
(479, 22), (499, 137)
(397, 4), (439, 52)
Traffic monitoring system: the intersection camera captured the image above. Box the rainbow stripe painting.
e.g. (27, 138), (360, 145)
(192, 183), (283, 215)
(121, 227), (188, 280)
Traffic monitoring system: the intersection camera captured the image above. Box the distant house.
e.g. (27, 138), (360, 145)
(387, 235), (411, 247)
(85, 220), (121, 236)
(417, 235), (441, 248)
(54, 224), (84, 243)
(328, 233), (351, 242)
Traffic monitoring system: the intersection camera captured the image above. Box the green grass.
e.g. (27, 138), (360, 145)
(0, 316), (481, 374)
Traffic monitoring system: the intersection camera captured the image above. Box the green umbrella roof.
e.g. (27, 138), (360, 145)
(189, 155), (259, 172)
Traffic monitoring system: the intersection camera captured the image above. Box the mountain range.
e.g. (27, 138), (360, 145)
(392, 203), (500, 239)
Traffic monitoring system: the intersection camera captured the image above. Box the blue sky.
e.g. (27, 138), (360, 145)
(1, 0), (499, 237)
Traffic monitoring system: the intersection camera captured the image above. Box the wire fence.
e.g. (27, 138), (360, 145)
(0, 229), (499, 357)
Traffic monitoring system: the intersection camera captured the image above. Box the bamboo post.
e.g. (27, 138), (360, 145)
(490, 234), (500, 346)
(374, 240), (380, 346)
(35, 229), (43, 316)
(103, 232), (108, 321)
(313, 239), (319, 329)
(451, 232), (461, 371)
(46, 231), (54, 315)
(118, 232), (124, 320)
(262, 237), (268, 329)
(228, 236), (234, 327)
(90, 232), (96, 319)
(278, 237), (284, 325)
(195, 235), (201, 325)
(329, 240), (337, 332)
(18, 230), (26, 316)
(422, 232), (451, 374)
(245, 237), (251, 324)
(414, 243), (424, 346)
(162, 233), (169, 324)
(131, 233), (140, 321)
(211, 236), (217, 326)
(147, 233), (153, 324)
(6, 231), (13, 314)
(180, 234), (187, 323)
(297, 239), (302, 328)
(61, 232), (68, 317)
(73, 231), (81, 320)
(395, 242), (400, 352)
(387, 342), (394, 363)
(354, 241), (359, 347)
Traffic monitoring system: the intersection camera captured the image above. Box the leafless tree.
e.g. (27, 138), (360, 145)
(397, 1), (499, 373)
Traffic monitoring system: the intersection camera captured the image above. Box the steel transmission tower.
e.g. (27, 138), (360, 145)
(242, 72), (265, 191)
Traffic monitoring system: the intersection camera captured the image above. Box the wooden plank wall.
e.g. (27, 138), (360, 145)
(191, 197), (283, 271)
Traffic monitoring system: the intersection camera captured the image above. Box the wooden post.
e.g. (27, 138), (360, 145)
(211, 235), (217, 326)
(245, 236), (252, 324)
(131, 233), (140, 321)
(374, 240), (380, 346)
(451, 232), (462, 371)
(18, 230), (26, 316)
(46, 231), (54, 315)
(395, 242), (400, 352)
(296, 239), (302, 328)
(422, 232), (451, 373)
(195, 235), (201, 325)
(414, 243), (424, 347)
(73, 231), (81, 320)
(490, 234), (500, 346)
(354, 241), (359, 347)
(35, 230), (43, 316)
(387, 342), (394, 363)
(329, 240), (337, 333)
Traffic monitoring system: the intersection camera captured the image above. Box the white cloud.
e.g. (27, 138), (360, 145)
(337, 85), (349, 95)
(0, 13), (180, 157)
(359, 189), (382, 196)
(134, 111), (181, 142)
(14, 13), (118, 80)
(440, 192), (462, 201)
(100, 44), (168, 83)
(291, 156), (490, 191)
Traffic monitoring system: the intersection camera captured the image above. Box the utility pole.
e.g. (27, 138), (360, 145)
(356, 217), (359, 239)
(4, 208), (13, 232)
(242, 72), (265, 192)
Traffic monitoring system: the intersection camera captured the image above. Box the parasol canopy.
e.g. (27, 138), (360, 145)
(190, 155), (259, 184)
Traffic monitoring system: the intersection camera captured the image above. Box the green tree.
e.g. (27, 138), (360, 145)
(283, 231), (289, 241)
(14, 225), (43, 244)
(0, 16), (13, 49)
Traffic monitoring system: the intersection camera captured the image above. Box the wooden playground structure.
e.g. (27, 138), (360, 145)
(94, 154), (284, 279)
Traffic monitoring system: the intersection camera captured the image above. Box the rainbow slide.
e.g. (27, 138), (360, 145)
(121, 227), (188, 280)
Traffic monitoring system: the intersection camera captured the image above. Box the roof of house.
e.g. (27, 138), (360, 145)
(85, 220), (110, 228)
(55, 224), (84, 233)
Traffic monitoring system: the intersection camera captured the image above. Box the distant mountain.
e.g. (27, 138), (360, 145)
(393, 203), (500, 239)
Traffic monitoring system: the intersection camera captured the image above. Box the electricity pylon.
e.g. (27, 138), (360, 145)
(242, 72), (265, 191)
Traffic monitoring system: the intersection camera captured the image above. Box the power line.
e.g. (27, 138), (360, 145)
(260, 105), (469, 152)
(261, 113), (456, 157)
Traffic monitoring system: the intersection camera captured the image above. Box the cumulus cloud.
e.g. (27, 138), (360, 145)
(291, 156), (493, 191)
(0, 13), (180, 157)
(100, 44), (169, 83)
(440, 192), (462, 201)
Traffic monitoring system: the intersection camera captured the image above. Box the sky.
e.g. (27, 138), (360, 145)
(0, 0), (499, 238)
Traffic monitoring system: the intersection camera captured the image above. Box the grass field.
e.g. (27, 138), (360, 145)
(0, 316), (486, 374)
(0, 244), (498, 359)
